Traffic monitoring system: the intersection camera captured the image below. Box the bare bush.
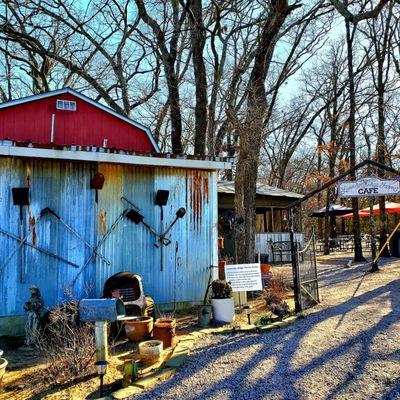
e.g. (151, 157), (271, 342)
(34, 300), (96, 386)
(263, 273), (290, 308)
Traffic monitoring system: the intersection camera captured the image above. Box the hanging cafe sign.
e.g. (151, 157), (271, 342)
(338, 177), (400, 198)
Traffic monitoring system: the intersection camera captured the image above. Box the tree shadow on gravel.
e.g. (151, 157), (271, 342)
(135, 271), (400, 400)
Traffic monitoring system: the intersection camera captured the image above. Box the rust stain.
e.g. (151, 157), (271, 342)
(203, 178), (209, 203)
(26, 165), (31, 187)
(99, 210), (107, 235)
(190, 171), (203, 230)
(29, 216), (36, 246)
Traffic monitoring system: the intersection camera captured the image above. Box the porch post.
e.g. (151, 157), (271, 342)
(288, 207), (302, 313)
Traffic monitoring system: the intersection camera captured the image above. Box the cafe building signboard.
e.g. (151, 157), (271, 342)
(338, 177), (400, 198)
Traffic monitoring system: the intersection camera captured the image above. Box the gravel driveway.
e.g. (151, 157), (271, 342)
(136, 258), (400, 400)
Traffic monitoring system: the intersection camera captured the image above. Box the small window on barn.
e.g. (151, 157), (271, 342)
(56, 99), (77, 111)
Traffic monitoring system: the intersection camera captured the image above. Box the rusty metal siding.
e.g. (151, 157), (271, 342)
(0, 157), (217, 318)
(96, 164), (215, 305)
(0, 158), (96, 317)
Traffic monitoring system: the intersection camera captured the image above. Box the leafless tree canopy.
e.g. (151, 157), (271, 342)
(1, 0), (399, 261)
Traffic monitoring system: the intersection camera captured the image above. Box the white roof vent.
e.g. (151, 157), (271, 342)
(56, 99), (77, 111)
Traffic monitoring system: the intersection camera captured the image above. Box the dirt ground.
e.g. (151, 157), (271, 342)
(133, 255), (400, 400)
(4, 254), (397, 399)
(0, 292), (283, 399)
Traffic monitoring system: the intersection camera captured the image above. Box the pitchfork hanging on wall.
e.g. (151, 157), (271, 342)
(122, 192), (186, 271)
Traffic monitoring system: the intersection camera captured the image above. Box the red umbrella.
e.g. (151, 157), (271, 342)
(341, 201), (400, 218)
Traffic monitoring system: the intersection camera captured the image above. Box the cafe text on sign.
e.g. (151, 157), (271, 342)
(338, 177), (400, 198)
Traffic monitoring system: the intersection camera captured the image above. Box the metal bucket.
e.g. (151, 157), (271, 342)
(198, 305), (212, 327)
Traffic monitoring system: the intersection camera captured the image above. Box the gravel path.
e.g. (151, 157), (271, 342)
(136, 258), (400, 400)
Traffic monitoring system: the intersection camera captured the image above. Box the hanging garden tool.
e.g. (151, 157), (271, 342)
(121, 196), (141, 212)
(11, 188), (30, 283)
(126, 207), (186, 271)
(44, 207), (110, 265)
(154, 207), (186, 272)
(0, 227), (80, 269)
(155, 190), (169, 271)
(70, 208), (134, 288)
(0, 207), (81, 277)
(122, 192), (186, 272)
(0, 207), (50, 277)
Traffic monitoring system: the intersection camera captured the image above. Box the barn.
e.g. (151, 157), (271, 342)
(0, 88), (230, 335)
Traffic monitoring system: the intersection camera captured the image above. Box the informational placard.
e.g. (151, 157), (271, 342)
(338, 177), (400, 198)
(224, 263), (262, 292)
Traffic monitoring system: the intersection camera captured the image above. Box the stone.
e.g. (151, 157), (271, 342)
(178, 335), (196, 343)
(111, 386), (143, 399)
(238, 324), (257, 332)
(272, 321), (288, 328)
(258, 325), (274, 332)
(284, 316), (298, 324)
(165, 353), (189, 368)
(173, 344), (192, 354)
(133, 368), (176, 389)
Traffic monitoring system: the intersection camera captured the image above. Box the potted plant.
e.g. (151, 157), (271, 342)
(211, 279), (235, 323)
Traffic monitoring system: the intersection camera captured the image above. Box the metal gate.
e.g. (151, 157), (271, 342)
(297, 230), (319, 310)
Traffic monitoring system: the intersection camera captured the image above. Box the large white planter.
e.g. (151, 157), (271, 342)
(211, 298), (235, 323)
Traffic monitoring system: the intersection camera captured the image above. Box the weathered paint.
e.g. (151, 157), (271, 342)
(96, 164), (216, 305)
(0, 158), (97, 318)
(0, 157), (218, 323)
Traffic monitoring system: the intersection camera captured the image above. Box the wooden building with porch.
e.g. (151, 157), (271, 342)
(218, 181), (304, 262)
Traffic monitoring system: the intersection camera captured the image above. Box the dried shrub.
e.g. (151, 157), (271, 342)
(263, 273), (290, 307)
(34, 299), (96, 386)
(211, 280), (232, 299)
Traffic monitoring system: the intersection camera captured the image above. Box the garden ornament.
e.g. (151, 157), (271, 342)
(24, 285), (45, 346)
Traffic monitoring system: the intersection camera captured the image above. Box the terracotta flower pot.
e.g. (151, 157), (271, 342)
(124, 316), (153, 342)
(153, 318), (176, 348)
(218, 261), (227, 280)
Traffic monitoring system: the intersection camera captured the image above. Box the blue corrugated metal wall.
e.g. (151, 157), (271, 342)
(0, 157), (217, 317)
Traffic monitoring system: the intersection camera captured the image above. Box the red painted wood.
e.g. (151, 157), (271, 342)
(0, 93), (156, 152)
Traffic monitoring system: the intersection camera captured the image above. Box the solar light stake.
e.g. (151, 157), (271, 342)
(95, 360), (109, 397)
(243, 305), (252, 325)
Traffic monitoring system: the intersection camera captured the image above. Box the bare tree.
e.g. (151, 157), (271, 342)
(187, 0), (208, 154)
(135, 0), (188, 153)
(234, 0), (302, 263)
(361, 2), (396, 255)
(1, 0), (160, 116)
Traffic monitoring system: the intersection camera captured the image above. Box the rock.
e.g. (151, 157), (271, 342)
(133, 368), (176, 389)
(111, 386), (143, 399)
(165, 353), (189, 369)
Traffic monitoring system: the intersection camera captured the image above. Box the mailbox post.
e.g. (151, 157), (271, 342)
(79, 298), (125, 366)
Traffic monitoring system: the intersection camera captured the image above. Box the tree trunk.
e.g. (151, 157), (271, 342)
(345, 19), (364, 262)
(234, 0), (300, 263)
(317, 135), (323, 238)
(377, 62), (390, 256)
(189, 0), (208, 155)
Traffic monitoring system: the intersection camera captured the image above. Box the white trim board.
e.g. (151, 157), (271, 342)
(0, 88), (161, 153)
(0, 146), (232, 171)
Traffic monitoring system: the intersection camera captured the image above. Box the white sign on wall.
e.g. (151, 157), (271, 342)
(224, 263), (262, 292)
(338, 177), (400, 198)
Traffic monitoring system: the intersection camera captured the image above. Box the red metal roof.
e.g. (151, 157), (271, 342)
(0, 88), (160, 153)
